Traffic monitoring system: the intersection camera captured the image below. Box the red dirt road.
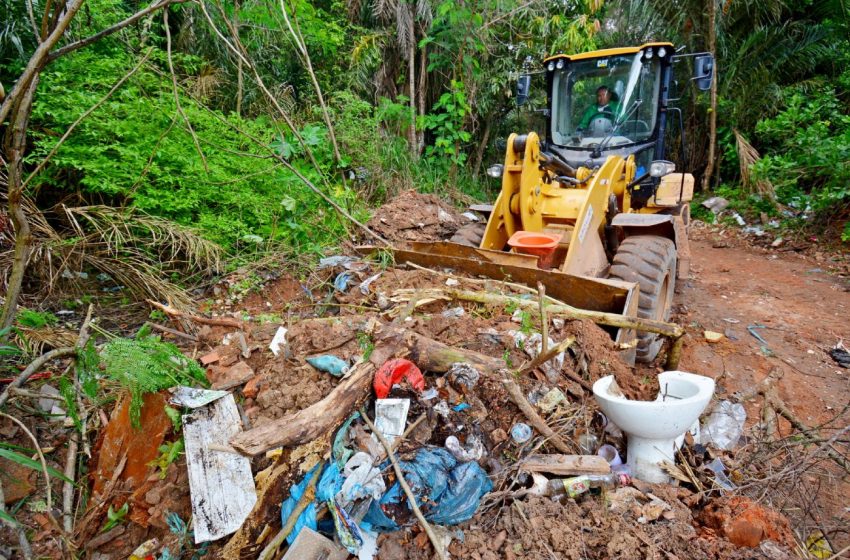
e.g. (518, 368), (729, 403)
(671, 227), (850, 546)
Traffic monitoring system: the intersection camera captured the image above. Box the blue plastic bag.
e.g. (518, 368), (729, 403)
(363, 447), (492, 531)
(334, 271), (353, 291)
(307, 355), (349, 377)
(279, 463), (324, 545)
(332, 412), (360, 468)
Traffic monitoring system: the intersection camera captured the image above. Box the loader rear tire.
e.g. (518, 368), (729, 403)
(450, 222), (486, 247)
(608, 235), (677, 364)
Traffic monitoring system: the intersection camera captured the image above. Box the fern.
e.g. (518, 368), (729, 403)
(95, 336), (208, 427)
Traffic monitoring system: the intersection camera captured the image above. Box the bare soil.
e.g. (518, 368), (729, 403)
(365, 189), (468, 243)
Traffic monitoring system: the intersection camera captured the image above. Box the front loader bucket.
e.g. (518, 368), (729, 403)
(357, 241), (640, 364)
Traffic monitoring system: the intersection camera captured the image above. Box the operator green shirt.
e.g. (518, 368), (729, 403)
(577, 102), (621, 130)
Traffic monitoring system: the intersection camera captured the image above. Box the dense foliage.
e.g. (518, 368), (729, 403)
(2, 0), (849, 270)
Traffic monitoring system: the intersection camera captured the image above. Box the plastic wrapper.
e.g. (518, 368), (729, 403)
(373, 359), (425, 398)
(307, 355), (349, 377)
(445, 435), (485, 462)
(701, 400), (746, 450)
(341, 452), (386, 503)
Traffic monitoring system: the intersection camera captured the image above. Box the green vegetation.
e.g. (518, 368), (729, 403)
(79, 333), (208, 427)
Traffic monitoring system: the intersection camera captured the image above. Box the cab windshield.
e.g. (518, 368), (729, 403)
(551, 53), (660, 149)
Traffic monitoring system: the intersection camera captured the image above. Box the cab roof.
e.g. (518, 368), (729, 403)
(543, 42), (674, 63)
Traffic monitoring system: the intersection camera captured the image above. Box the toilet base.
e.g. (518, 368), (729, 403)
(626, 436), (677, 483)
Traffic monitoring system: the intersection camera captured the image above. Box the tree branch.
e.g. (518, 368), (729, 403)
(45, 0), (189, 62)
(0, 347), (77, 408)
(0, 0), (85, 126)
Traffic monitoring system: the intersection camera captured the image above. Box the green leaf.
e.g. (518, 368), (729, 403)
(0, 508), (18, 526)
(0, 448), (73, 484)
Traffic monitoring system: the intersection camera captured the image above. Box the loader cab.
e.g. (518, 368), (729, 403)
(542, 42), (675, 178)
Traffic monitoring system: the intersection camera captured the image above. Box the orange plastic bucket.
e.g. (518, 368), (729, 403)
(507, 231), (561, 268)
(507, 231), (561, 256)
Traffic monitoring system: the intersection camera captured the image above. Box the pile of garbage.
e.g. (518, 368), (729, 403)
(70, 237), (804, 560)
(48, 193), (806, 560)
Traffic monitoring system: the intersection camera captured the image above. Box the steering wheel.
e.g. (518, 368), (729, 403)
(587, 116), (614, 136)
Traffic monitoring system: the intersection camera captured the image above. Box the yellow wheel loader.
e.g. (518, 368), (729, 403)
(366, 43), (714, 365)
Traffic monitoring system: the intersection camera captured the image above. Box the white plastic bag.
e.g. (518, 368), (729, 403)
(701, 400), (746, 450)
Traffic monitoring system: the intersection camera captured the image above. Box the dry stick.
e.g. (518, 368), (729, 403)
(21, 49), (153, 189)
(256, 465), (322, 560)
(515, 337), (574, 378)
(766, 390), (850, 475)
(501, 375), (572, 454)
(146, 299), (244, 329)
(0, 347), (76, 407)
(147, 322), (199, 342)
(360, 408), (447, 560)
(537, 282), (548, 355)
(825, 543), (850, 560)
(739, 369), (850, 474)
(163, 9), (208, 172)
(63, 305), (94, 535)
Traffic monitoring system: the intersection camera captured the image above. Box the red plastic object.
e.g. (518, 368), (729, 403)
(373, 358), (425, 398)
(507, 230), (561, 257)
(507, 230), (562, 269)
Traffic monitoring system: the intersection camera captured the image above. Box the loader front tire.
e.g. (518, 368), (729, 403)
(450, 222), (486, 247)
(608, 235), (677, 364)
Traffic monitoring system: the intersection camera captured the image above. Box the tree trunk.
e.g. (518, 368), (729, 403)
(1, 78), (39, 332)
(701, 0), (718, 192)
(417, 41), (427, 155)
(471, 117), (492, 177)
(407, 4), (417, 160)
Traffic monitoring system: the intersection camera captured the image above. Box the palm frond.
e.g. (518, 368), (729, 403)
(734, 129), (775, 200)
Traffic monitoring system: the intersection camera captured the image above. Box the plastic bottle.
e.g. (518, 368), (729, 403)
(544, 472), (631, 498)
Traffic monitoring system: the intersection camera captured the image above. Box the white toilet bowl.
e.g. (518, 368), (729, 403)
(592, 370), (715, 483)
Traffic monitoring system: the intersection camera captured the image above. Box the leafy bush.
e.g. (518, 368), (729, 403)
(751, 85), (850, 227)
(29, 47), (358, 257)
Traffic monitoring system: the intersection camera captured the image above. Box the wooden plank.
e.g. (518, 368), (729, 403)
(183, 394), (257, 543)
(520, 454), (611, 475)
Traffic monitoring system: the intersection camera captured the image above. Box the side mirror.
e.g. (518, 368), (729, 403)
(516, 74), (531, 106)
(693, 54), (714, 91)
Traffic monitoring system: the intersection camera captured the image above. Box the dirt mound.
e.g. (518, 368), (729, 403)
(378, 491), (771, 560)
(366, 190), (467, 243)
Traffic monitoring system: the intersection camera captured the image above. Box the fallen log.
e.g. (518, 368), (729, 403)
(230, 360), (378, 456)
(398, 329), (504, 373)
(230, 329), (504, 456)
